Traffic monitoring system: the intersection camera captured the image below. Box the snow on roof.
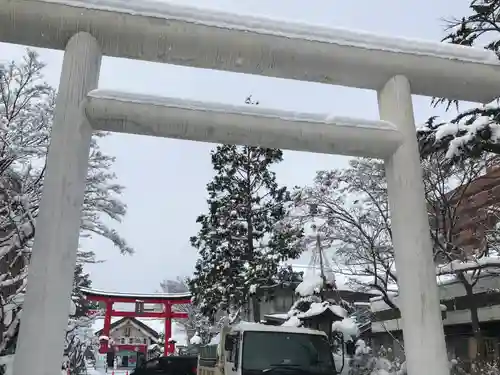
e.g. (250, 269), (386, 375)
(295, 302), (347, 320)
(370, 259), (500, 305)
(233, 322), (326, 336)
(296, 274), (323, 297)
(436, 257), (500, 275)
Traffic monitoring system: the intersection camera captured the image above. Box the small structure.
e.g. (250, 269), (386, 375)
(274, 298), (347, 344)
(297, 302), (345, 339)
(82, 287), (190, 355)
(94, 317), (160, 369)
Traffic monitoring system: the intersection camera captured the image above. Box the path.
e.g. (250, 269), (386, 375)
(87, 369), (131, 375)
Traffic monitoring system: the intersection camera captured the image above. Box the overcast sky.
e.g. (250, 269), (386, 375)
(0, 0), (474, 293)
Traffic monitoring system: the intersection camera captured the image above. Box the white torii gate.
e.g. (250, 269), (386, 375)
(1, 1), (500, 375)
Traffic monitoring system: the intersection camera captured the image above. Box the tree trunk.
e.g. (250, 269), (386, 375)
(251, 296), (261, 323)
(245, 148), (260, 322)
(463, 282), (484, 364)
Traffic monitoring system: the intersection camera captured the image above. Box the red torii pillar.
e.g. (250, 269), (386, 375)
(164, 301), (173, 354)
(101, 301), (113, 354)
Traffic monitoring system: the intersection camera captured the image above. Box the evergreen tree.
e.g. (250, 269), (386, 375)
(418, 0), (500, 161)
(72, 264), (97, 318)
(188, 145), (303, 320)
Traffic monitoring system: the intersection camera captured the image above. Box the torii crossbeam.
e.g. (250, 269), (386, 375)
(2, 1), (500, 375)
(81, 288), (190, 355)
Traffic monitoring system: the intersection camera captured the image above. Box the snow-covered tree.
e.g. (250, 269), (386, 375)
(72, 264), (98, 319)
(0, 51), (131, 362)
(348, 339), (406, 375)
(426, 152), (500, 360)
(293, 155), (500, 359)
(63, 260), (100, 373)
(291, 158), (397, 309)
(189, 145), (303, 320)
(160, 276), (191, 294)
(160, 277), (198, 340)
(417, 0), (500, 161)
(160, 276), (224, 345)
(63, 313), (97, 375)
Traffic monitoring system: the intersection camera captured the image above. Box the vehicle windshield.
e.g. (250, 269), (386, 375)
(242, 331), (334, 374)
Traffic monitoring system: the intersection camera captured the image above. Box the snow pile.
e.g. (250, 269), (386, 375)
(332, 317), (359, 341)
(296, 274), (324, 296)
(190, 332), (203, 345)
(209, 332), (221, 345)
(249, 284), (258, 294)
(348, 339), (406, 375)
(282, 316), (301, 327)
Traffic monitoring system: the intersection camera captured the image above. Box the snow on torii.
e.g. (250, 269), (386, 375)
(2, 1), (500, 375)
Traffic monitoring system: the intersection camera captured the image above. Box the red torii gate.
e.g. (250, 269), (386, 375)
(81, 288), (191, 355)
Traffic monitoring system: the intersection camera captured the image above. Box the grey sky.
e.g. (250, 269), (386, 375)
(0, 0), (473, 293)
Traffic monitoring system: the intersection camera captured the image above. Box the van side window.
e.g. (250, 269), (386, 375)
(228, 334), (240, 369)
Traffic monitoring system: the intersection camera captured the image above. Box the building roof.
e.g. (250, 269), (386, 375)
(92, 317), (188, 346)
(95, 317), (160, 339)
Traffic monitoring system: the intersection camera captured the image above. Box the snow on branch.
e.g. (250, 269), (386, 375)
(418, 101), (500, 160)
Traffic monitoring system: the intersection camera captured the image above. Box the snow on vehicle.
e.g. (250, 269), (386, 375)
(197, 322), (337, 375)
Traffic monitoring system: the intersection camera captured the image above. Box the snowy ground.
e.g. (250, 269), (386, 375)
(86, 369), (131, 375)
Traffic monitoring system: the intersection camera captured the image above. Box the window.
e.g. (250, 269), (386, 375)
(120, 338), (125, 344)
(242, 331), (333, 372)
(124, 327), (131, 337)
(135, 337), (142, 344)
(143, 338), (147, 344)
(129, 338), (134, 344)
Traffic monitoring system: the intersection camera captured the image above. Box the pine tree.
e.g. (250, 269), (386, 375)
(418, 0), (500, 161)
(188, 145), (303, 320)
(72, 264), (97, 318)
